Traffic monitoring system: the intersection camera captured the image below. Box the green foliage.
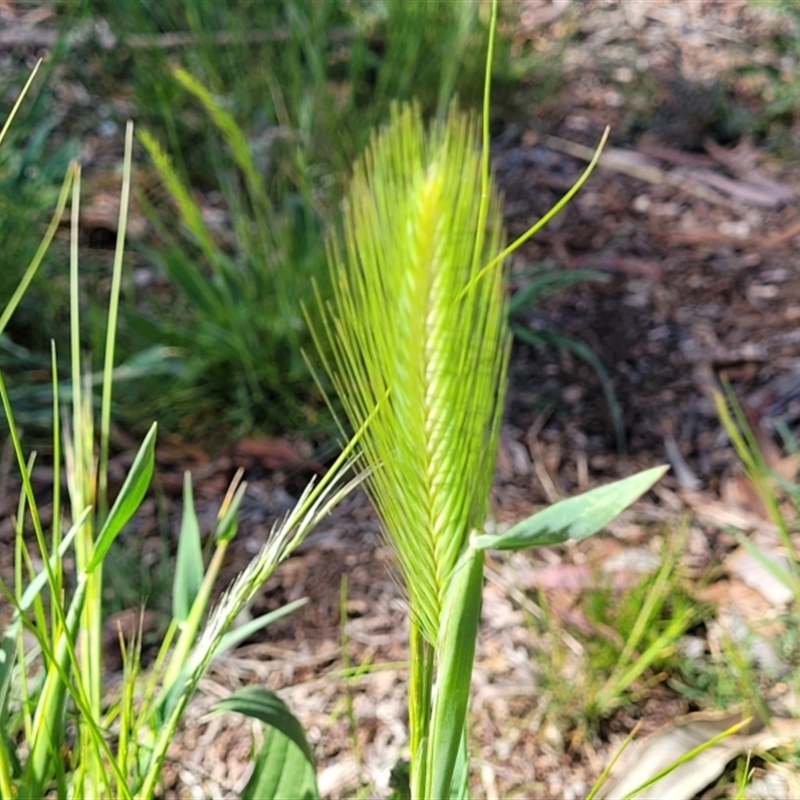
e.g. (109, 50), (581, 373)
(214, 686), (319, 800)
(534, 532), (704, 733)
(63, 0), (515, 440)
(0, 64), (80, 434)
(312, 11), (663, 784)
(734, 0), (800, 144)
(130, 90), (325, 438)
(473, 466), (667, 550)
(0, 79), (362, 797)
(0, 68), (78, 351)
(582, 544), (701, 719)
(715, 383), (800, 605)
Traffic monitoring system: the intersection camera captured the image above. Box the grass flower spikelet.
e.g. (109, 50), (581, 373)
(318, 103), (510, 644)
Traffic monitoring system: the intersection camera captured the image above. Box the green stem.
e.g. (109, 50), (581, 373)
(409, 621), (434, 798)
(425, 546), (484, 799)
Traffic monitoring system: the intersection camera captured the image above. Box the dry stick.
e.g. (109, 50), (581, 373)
(541, 134), (750, 209)
(0, 25), (362, 51)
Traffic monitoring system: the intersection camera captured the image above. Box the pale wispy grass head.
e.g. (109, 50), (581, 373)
(313, 102), (510, 643)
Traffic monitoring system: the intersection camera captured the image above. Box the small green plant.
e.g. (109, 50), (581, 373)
(529, 528), (705, 738)
(130, 66), (327, 438)
(702, 383), (800, 720)
(306, 3), (666, 794)
(715, 382), (800, 606)
(732, 0), (800, 147)
(0, 74), (363, 798)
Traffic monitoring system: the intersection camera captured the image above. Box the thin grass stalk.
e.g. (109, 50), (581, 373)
(0, 162), (76, 338)
(715, 386), (800, 606)
(620, 718), (751, 800)
(461, 125), (609, 300)
(472, 0), (498, 276)
(99, 120), (134, 520)
(338, 575), (363, 780)
(0, 375), (74, 798)
(408, 621), (433, 794)
(0, 691), (13, 790)
(66, 163), (105, 792)
(0, 59), (40, 148)
(50, 343), (63, 630)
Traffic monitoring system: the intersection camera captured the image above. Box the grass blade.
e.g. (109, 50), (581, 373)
(473, 465), (667, 550)
(173, 471), (203, 622)
(88, 422), (157, 571)
(425, 545), (484, 799)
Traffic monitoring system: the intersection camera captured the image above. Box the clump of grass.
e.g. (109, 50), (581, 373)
(0, 62), (79, 433)
(0, 73), (363, 799)
(528, 528), (706, 740)
(63, 0), (519, 442)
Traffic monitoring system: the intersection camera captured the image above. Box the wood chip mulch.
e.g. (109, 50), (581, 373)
(4, 1), (800, 797)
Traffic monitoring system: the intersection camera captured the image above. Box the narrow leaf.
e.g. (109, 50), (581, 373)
(88, 422), (157, 571)
(513, 323), (625, 453)
(173, 471), (203, 622)
(213, 599), (307, 660)
(473, 465), (667, 551)
(0, 512), (85, 721)
(214, 479), (247, 543)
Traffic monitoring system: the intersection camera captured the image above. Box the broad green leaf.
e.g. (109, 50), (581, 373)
(473, 465), (667, 551)
(173, 471), (203, 622)
(88, 422), (157, 571)
(240, 724), (318, 800)
(213, 686), (316, 769)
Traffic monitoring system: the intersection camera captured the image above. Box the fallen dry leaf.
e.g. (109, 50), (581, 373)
(598, 710), (800, 800)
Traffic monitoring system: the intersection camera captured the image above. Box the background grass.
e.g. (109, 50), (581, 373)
(43, 0), (525, 444)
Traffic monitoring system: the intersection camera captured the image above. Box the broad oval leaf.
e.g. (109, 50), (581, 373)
(213, 686), (316, 770)
(240, 721), (319, 800)
(473, 465), (667, 551)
